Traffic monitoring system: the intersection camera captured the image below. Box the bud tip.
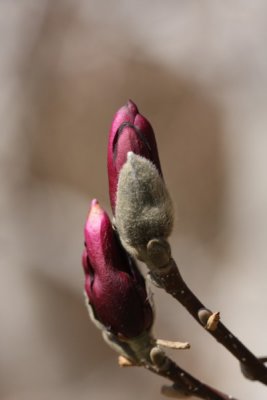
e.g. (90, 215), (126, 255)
(86, 199), (102, 229)
(126, 99), (138, 114)
(90, 198), (101, 211)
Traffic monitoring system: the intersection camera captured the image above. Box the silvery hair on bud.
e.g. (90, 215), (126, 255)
(115, 152), (174, 261)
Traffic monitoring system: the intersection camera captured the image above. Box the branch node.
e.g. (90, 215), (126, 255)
(198, 308), (220, 331)
(150, 346), (170, 371)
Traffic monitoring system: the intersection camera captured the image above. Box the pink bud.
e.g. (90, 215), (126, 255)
(82, 199), (153, 338)
(107, 100), (162, 212)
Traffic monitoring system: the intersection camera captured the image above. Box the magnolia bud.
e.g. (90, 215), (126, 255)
(82, 199), (154, 338)
(107, 100), (162, 213)
(115, 152), (174, 263)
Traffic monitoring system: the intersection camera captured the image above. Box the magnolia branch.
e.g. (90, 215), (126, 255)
(119, 348), (238, 400)
(148, 257), (267, 386)
(82, 100), (267, 400)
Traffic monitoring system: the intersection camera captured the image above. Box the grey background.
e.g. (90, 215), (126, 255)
(1, 1), (267, 399)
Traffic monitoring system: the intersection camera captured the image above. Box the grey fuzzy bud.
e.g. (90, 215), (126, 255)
(115, 152), (174, 262)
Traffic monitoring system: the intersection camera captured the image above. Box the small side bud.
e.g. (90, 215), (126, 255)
(115, 153), (174, 261)
(150, 346), (170, 371)
(198, 308), (212, 326)
(240, 356), (267, 381)
(198, 308), (220, 331)
(146, 238), (171, 268)
(161, 384), (191, 398)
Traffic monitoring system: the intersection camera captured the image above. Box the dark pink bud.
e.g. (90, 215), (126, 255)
(82, 199), (153, 338)
(107, 100), (162, 212)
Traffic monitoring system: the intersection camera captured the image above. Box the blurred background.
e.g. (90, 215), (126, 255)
(1, 1), (267, 399)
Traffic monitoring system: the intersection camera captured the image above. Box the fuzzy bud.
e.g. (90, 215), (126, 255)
(115, 152), (174, 263)
(82, 199), (154, 338)
(107, 100), (162, 213)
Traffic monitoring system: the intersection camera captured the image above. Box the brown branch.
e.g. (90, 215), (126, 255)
(149, 258), (267, 386)
(118, 350), (238, 400)
(147, 347), (238, 400)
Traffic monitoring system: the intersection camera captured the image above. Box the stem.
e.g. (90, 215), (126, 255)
(117, 332), (237, 399)
(147, 351), (238, 400)
(150, 259), (267, 385)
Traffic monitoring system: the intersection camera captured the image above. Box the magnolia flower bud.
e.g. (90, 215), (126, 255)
(115, 152), (174, 263)
(107, 100), (162, 212)
(82, 199), (153, 338)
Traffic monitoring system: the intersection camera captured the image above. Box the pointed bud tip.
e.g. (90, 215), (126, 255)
(89, 199), (102, 215)
(108, 100), (162, 214)
(126, 99), (138, 114)
(91, 198), (99, 207)
(85, 199), (104, 232)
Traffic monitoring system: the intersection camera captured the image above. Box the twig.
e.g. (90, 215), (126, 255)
(148, 347), (238, 400)
(149, 257), (267, 385)
(118, 350), (237, 400)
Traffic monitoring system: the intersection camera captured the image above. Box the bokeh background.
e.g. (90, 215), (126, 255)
(1, 1), (267, 399)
